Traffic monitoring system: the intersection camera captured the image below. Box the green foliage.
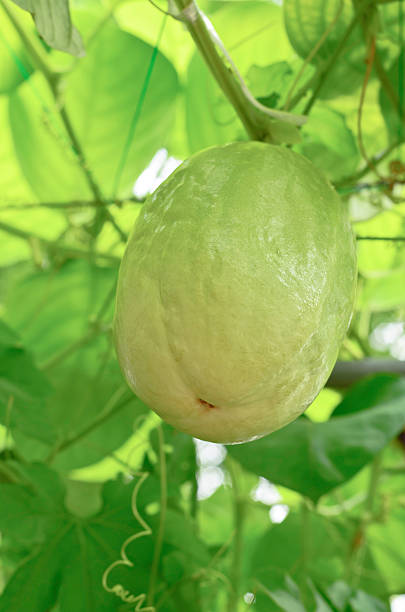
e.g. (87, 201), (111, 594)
(228, 375), (405, 501)
(10, 0), (85, 56)
(0, 0), (405, 610)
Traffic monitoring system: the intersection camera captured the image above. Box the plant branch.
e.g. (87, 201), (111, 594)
(336, 139), (405, 186)
(357, 235), (405, 241)
(171, 0), (304, 143)
(0, 460), (21, 483)
(0, 196), (144, 210)
(45, 387), (133, 463)
(54, 105), (128, 243)
(283, 0), (344, 111)
(0, 220), (121, 264)
(326, 359), (405, 389)
(303, 14), (364, 114)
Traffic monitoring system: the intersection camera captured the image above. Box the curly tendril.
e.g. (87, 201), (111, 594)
(102, 471), (155, 612)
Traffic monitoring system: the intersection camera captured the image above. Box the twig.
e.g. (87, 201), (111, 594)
(283, 0), (344, 110)
(326, 358), (405, 389)
(0, 197), (143, 210)
(171, 0), (304, 143)
(356, 235), (405, 241)
(45, 387), (133, 463)
(336, 140), (405, 187)
(356, 36), (383, 180)
(302, 0), (374, 115)
(0, 220), (121, 264)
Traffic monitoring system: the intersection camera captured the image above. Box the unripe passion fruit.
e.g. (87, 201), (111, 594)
(114, 142), (356, 444)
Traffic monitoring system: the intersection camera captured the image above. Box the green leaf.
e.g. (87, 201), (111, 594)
(9, 73), (92, 202)
(367, 507), (405, 594)
(283, 0), (365, 98)
(3, 260), (147, 469)
(0, 5), (34, 92)
(0, 466), (209, 611)
(359, 269), (405, 311)
(228, 376), (405, 501)
(379, 48), (405, 144)
(250, 511), (385, 606)
(0, 319), (51, 434)
(349, 590), (389, 612)
(10, 0), (85, 56)
(294, 106), (359, 181)
(10, 16), (179, 201)
(261, 575), (307, 612)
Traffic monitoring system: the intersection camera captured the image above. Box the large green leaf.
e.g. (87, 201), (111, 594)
(358, 269), (405, 311)
(0, 464), (209, 611)
(9, 73), (92, 202)
(294, 105), (359, 181)
(283, 0), (365, 98)
(379, 48), (405, 144)
(0, 5), (34, 92)
(10, 16), (179, 201)
(368, 506), (405, 594)
(250, 510), (386, 606)
(0, 89), (68, 265)
(228, 375), (405, 502)
(0, 318), (51, 413)
(10, 0), (85, 56)
(2, 260), (147, 469)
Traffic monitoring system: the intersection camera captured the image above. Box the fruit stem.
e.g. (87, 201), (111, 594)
(171, 0), (304, 143)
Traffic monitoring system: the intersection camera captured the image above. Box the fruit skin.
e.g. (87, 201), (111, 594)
(114, 142), (356, 444)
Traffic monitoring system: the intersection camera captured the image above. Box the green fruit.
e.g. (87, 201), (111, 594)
(283, 0), (365, 99)
(114, 142), (356, 444)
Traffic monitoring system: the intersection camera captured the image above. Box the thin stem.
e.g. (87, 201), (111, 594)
(374, 51), (403, 119)
(0, 461), (21, 483)
(45, 387), (133, 463)
(190, 442), (199, 522)
(336, 139), (404, 186)
(283, 0), (344, 110)
(54, 105), (127, 242)
(357, 235), (405, 241)
(383, 466), (405, 474)
(347, 453), (383, 588)
(302, 0), (374, 115)
(41, 324), (109, 372)
(226, 459), (246, 612)
(0, 196), (143, 210)
(326, 358), (405, 389)
(148, 425), (167, 607)
(0, 220), (121, 264)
